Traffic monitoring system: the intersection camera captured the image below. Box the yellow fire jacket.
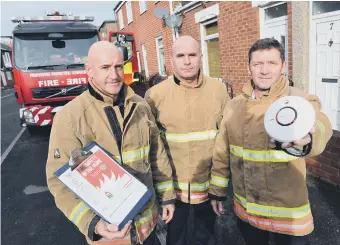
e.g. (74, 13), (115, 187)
(46, 83), (175, 245)
(145, 72), (230, 204)
(211, 76), (333, 236)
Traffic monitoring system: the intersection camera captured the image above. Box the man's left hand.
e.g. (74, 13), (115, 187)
(161, 204), (175, 224)
(281, 125), (316, 149)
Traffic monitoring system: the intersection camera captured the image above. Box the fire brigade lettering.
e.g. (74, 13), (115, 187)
(38, 80), (59, 87)
(67, 78), (87, 85)
(30, 70), (86, 78)
(30, 73), (51, 78)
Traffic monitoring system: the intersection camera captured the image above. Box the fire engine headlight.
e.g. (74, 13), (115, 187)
(23, 110), (35, 123)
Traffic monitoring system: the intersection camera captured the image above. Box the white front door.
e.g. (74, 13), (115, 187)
(311, 15), (340, 131)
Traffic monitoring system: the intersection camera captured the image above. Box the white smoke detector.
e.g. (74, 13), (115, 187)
(264, 96), (315, 143)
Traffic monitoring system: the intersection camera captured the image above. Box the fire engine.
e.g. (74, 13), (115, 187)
(11, 11), (140, 134)
(107, 31), (142, 86)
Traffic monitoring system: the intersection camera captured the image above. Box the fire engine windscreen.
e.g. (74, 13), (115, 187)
(13, 32), (98, 70)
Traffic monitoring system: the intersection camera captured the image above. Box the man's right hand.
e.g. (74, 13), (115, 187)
(211, 200), (225, 216)
(95, 220), (132, 240)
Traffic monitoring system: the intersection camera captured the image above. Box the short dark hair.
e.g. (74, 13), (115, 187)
(147, 73), (166, 87)
(248, 38), (285, 64)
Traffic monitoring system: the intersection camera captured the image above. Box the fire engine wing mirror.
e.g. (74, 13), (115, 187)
(52, 40), (65, 49)
(117, 46), (129, 61)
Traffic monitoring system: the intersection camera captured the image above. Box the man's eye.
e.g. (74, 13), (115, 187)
(116, 65), (124, 70)
(102, 66), (109, 69)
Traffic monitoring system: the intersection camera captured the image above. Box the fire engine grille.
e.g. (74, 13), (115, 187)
(32, 85), (88, 99)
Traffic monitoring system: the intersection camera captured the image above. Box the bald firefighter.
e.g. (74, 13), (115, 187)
(46, 41), (176, 245)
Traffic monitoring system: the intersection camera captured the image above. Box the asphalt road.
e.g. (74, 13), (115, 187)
(1, 89), (340, 245)
(1, 89), (88, 245)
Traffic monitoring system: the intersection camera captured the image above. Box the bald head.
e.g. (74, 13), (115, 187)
(87, 41), (123, 67)
(85, 41), (125, 96)
(172, 35), (200, 56)
(171, 35), (201, 82)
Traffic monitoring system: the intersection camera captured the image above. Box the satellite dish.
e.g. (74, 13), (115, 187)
(165, 14), (182, 28)
(154, 7), (169, 20)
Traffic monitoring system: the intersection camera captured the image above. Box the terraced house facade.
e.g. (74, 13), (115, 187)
(113, 1), (340, 187)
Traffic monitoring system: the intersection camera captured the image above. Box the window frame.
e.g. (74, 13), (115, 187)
(118, 9), (124, 30)
(139, 0), (147, 14)
(126, 1), (133, 24)
(200, 18), (220, 77)
(155, 36), (166, 76)
(141, 44), (149, 77)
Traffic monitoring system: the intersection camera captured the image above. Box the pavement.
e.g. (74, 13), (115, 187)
(1, 89), (340, 245)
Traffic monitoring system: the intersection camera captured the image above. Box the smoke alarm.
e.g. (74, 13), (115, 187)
(264, 96), (315, 143)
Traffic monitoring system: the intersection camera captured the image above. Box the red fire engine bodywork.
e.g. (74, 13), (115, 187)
(11, 14), (139, 129)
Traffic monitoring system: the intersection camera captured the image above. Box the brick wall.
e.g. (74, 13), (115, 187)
(115, 1), (340, 188)
(115, 1), (260, 90)
(307, 131), (340, 187)
(175, 2), (215, 75)
(116, 1), (173, 78)
(177, 1), (260, 94)
(219, 1), (260, 94)
(99, 23), (118, 41)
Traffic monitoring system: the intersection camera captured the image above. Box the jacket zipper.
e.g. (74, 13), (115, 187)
(104, 103), (141, 244)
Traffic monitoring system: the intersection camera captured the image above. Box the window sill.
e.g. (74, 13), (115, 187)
(139, 10), (147, 15)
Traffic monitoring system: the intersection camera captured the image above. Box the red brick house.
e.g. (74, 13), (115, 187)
(98, 20), (118, 40)
(114, 1), (340, 187)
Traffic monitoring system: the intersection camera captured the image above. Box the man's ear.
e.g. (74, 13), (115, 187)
(247, 64), (252, 76)
(281, 61), (287, 75)
(85, 62), (92, 79)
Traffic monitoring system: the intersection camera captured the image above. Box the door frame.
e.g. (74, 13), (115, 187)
(308, 7), (340, 95)
(141, 44), (149, 78)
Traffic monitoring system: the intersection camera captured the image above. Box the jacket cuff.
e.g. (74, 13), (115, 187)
(160, 199), (176, 206)
(209, 193), (226, 201)
(88, 215), (102, 241)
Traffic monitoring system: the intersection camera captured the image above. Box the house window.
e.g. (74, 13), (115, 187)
(264, 3), (287, 21)
(126, 1), (133, 24)
(312, 1), (340, 15)
(139, 0), (147, 14)
(142, 44), (149, 77)
(201, 20), (221, 78)
(155, 37), (166, 75)
(118, 10), (124, 30)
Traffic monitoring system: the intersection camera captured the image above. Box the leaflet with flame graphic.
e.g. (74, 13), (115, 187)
(54, 142), (153, 229)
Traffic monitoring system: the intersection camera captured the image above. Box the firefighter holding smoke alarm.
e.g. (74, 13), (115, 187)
(209, 38), (333, 245)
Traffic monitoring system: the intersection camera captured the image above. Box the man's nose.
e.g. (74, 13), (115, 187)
(260, 63), (270, 74)
(184, 55), (191, 65)
(109, 68), (119, 79)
